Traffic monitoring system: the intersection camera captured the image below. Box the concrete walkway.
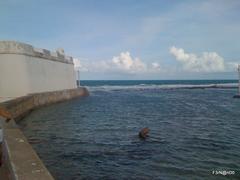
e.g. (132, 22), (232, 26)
(0, 163), (10, 180)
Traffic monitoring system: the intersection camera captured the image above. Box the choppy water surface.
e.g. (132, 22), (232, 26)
(19, 80), (240, 179)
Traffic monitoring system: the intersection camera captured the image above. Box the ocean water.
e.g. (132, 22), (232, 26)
(19, 80), (240, 180)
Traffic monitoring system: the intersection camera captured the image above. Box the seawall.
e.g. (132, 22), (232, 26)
(0, 87), (89, 180)
(0, 87), (89, 122)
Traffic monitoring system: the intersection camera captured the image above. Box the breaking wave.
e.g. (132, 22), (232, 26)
(86, 83), (238, 92)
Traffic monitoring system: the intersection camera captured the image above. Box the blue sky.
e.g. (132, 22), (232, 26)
(1, 0), (240, 80)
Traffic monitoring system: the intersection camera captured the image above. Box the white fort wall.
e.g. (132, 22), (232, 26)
(0, 41), (77, 99)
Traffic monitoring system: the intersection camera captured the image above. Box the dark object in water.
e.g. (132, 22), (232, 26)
(28, 138), (43, 144)
(233, 94), (240, 98)
(139, 127), (150, 139)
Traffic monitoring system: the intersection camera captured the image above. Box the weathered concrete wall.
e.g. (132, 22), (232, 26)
(0, 41), (77, 99)
(0, 87), (89, 122)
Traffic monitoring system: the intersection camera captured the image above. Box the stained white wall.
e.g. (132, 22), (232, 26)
(0, 54), (77, 98)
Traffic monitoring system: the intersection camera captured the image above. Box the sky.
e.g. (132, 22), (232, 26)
(0, 0), (240, 80)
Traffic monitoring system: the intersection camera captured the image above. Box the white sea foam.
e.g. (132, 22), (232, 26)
(87, 83), (238, 92)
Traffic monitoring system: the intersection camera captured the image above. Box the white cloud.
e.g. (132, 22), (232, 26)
(75, 49), (239, 77)
(151, 62), (160, 69)
(74, 52), (162, 74)
(169, 46), (225, 72)
(150, 62), (162, 72)
(73, 58), (89, 72)
(73, 58), (81, 69)
(112, 52), (147, 73)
